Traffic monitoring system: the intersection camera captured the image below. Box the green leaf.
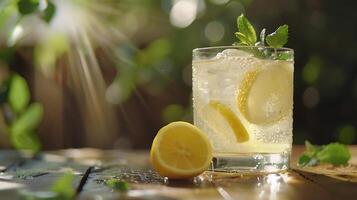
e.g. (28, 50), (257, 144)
(260, 28), (266, 45)
(10, 131), (41, 153)
(236, 14), (256, 45)
(305, 140), (319, 154)
(8, 74), (30, 113)
(276, 52), (292, 61)
(11, 103), (44, 133)
(105, 179), (129, 191)
(298, 141), (322, 166)
(266, 24), (289, 48)
(298, 154), (311, 166)
(17, 0), (39, 15)
(42, 0), (56, 23)
(234, 32), (250, 45)
(316, 143), (351, 165)
(51, 173), (75, 200)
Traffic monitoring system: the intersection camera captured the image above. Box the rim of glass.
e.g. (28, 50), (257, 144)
(193, 45), (294, 53)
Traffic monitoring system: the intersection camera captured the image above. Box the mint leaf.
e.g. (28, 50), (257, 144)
(17, 0), (39, 15)
(51, 173), (75, 200)
(236, 14), (256, 45)
(105, 179), (129, 191)
(266, 25), (288, 48)
(305, 140), (320, 155)
(234, 32), (250, 45)
(298, 154), (311, 166)
(316, 143), (351, 165)
(276, 52), (292, 61)
(298, 141), (351, 166)
(8, 74), (30, 113)
(260, 28), (266, 45)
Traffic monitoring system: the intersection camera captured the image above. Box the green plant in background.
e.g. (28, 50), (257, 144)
(1, 0), (356, 148)
(17, 0), (56, 22)
(0, 0), (57, 153)
(0, 73), (43, 153)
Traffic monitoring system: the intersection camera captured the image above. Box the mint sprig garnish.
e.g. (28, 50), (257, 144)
(266, 24), (288, 48)
(235, 14), (257, 46)
(259, 28), (266, 46)
(234, 14), (290, 60)
(298, 141), (351, 167)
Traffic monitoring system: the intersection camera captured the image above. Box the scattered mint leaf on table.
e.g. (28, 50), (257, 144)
(105, 179), (129, 191)
(316, 143), (351, 165)
(266, 24), (289, 48)
(298, 141), (351, 167)
(51, 173), (75, 200)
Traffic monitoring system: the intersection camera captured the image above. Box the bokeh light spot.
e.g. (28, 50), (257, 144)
(170, 0), (198, 28)
(338, 125), (356, 144)
(162, 104), (185, 123)
(302, 57), (321, 85)
(302, 86), (320, 108)
(204, 21), (225, 42)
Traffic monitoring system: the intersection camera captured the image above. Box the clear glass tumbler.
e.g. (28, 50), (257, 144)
(192, 46), (294, 173)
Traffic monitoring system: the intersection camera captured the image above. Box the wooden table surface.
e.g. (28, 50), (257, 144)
(0, 146), (356, 200)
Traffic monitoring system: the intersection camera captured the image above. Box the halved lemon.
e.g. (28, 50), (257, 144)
(237, 62), (293, 124)
(209, 101), (249, 143)
(150, 121), (212, 179)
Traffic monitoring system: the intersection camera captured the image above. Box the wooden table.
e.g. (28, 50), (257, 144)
(0, 146), (356, 199)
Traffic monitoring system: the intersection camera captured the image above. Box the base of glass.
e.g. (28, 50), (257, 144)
(209, 152), (290, 174)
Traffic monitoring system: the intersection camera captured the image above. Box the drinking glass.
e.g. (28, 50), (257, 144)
(192, 46), (294, 173)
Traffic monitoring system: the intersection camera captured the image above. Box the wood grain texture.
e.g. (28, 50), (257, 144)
(0, 146), (356, 200)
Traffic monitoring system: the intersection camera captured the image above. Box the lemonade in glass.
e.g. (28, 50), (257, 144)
(192, 46), (294, 173)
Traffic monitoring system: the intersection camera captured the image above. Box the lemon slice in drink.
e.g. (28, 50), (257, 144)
(238, 62), (293, 124)
(150, 121), (212, 179)
(208, 101), (249, 143)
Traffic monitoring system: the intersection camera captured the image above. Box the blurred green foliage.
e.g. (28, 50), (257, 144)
(1, 0), (357, 148)
(51, 173), (75, 200)
(0, 0), (51, 152)
(8, 74), (30, 113)
(17, 0), (39, 15)
(6, 75), (43, 153)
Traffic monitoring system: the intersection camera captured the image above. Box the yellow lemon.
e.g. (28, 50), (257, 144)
(209, 101), (249, 143)
(238, 62), (293, 124)
(150, 121), (212, 179)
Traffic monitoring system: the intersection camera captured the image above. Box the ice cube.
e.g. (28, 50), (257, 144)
(216, 49), (253, 59)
